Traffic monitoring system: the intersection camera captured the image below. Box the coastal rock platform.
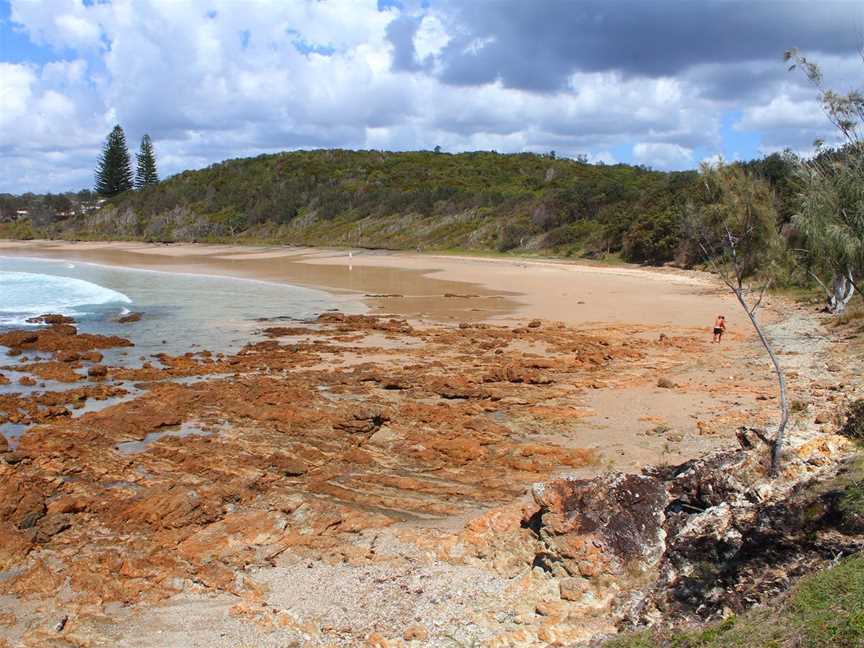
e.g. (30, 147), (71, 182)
(0, 305), (860, 647)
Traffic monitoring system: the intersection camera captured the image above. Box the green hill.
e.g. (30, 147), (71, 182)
(4, 149), (710, 264)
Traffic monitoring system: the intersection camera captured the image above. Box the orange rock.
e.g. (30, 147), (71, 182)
(403, 624), (429, 641)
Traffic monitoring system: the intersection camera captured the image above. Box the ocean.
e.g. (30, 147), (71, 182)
(0, 255), (359, 360)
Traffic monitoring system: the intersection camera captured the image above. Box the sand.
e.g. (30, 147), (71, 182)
(1, 238), (806, 647)
(0, 239), (745, 330)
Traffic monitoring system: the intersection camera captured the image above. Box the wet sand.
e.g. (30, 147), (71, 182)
(0, 239), (746, 330)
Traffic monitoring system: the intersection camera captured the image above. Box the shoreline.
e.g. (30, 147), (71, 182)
(3, 238), (851, 647)
(0, 239), (741, 329)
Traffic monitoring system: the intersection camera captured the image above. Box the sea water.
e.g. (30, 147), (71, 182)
(0, 256), (360, 360)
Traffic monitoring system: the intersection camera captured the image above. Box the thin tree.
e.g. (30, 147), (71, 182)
(135, 134), (159, 189)
(692, 163), (789, 476)
(95, 125), (133, 197)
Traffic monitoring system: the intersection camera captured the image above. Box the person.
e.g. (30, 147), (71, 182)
(712, 315), (726, 343)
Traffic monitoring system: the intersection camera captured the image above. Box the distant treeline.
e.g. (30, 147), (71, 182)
(0, 148), (801, 265)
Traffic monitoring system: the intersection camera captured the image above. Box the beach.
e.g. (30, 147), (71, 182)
(0, 239), (742, 327)
(0, 240), (856, 647)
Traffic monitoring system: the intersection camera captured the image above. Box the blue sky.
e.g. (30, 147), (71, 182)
(1, 0), (859, 193)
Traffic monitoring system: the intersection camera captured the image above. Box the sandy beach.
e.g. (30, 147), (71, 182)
(2, 238), (854, 647)
(0, 239), (744, 330)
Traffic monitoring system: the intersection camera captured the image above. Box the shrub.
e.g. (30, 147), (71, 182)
(839, 399), (864, 442)
(498, 218), (536, 252)
(622, 209), (682, 265)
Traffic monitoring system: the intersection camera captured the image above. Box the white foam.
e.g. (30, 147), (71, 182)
(0, 271), (132, 324)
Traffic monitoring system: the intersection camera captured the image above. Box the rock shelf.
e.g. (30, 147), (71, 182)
(0, 307), (859, 647)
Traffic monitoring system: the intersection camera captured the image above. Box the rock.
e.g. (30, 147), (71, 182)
(826, 363), (842, 373)
(657, 377), (676, 389)
(559, 576), (589, 601)
(34, 513), (72, 543)
(528, 319), (542, 328)
(118, 312), (143, 323)
(814, 410), (834, 425)
(87, 365), (108, 378)
(531, 473), (668, 579)
(403, 624), (429, 641)
(0, 326), (131, 353)
(268, 453), (306, 476)
(335, 410), (389, 434)
(57, 351), (81, 363)
(0, 435), (7, 453)
(26, 314), (75, 325)
(535, 600), (568, 618)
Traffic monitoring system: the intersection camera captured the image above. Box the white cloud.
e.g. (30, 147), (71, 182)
(414, 14), (450, 62)
(700, 153), (724, 168)
(633, 142), (694, 170)
(1, 0), (860, 193)
(736, 94), (825, 131)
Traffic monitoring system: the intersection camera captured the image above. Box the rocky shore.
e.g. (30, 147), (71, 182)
(0, 302), (860, 647)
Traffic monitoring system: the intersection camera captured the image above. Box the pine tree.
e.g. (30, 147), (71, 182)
(135, 134), (159, 189)
(94, 125), (133, 197)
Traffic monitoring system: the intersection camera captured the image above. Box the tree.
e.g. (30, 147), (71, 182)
(786, 50), (864, 312)
(692, 162), (790, 476)
(95, 125), (133, 197)
(135, 134), (159, 189)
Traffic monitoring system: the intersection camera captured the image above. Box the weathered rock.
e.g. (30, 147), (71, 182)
(25, 313), (75, 325)
(118, 312), (143, 323)
(531, 473), (668, 579)
(87, 365), (108, 378)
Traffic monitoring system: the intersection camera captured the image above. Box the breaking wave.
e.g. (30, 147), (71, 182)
(0, 271), (132, 326)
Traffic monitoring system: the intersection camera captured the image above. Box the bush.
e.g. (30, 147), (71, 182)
(840, 399), (864, 442)
(622, 209), (682, 265)
(498, 218), (535, 252)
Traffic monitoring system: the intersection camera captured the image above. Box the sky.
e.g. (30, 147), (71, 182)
(1, 0), (862, 193)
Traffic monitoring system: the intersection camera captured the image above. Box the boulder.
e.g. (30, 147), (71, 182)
(531, 473), (668, 579)
(118, 312), (143, 324)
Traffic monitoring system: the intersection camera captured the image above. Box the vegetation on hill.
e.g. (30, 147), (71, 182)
(0, 148), (798, 265)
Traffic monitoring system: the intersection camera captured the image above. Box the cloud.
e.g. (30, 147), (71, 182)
(1, 0), (861, 193)
(633, 143), (694, 170)
(421, 0), (861, 92)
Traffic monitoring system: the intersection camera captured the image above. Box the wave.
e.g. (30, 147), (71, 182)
(0, 271), (132, 325)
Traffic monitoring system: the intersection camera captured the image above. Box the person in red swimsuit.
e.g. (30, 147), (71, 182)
(712, 315), (726, 343)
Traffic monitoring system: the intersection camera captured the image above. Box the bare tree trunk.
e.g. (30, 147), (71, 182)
(732, 288), (789, 476)
(827, 271), (856, 313)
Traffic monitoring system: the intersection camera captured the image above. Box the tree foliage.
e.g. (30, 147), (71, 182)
(95, 125), (133, 197)
(135, 134), (159, 189)
(786, 49), (864, 310)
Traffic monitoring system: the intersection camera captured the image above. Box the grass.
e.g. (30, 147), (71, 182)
(604, 553), (864, 648)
